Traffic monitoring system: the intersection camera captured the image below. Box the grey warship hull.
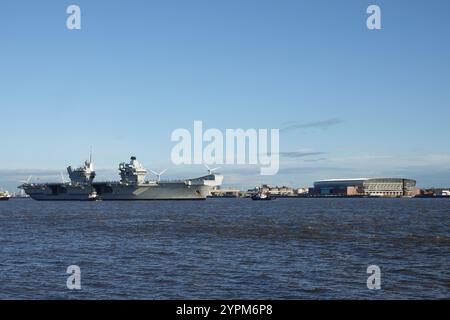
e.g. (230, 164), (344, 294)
(93, 182), (211, 200)
(20, 176), (219, 201)
(19, 184), (96, 201)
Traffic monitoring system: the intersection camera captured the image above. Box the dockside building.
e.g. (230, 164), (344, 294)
(311, 178), (417, 197)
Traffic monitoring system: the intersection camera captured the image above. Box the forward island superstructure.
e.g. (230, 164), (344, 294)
(20, 156), (223, 201)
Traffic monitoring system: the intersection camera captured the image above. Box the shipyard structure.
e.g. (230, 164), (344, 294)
(310, 178), (418, 197)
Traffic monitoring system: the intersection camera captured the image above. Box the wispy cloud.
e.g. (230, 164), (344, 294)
(276, 166), (354, 175)
(261, 150), (326, 158)
(204, 153), (450, 188)
(2, 153), (450, 190)
(281, 118), (343, 133)
(303, 158), (327, 162)
(279, 151), (326, 158)
(0, 169), (60, 179)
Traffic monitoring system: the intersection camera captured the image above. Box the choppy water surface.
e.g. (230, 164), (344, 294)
(0, 198), (449, 299)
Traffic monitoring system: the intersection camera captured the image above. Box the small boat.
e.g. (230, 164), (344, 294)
(251, 192), (274, 201)
(441, 190), (450, 197)
(88, 191), (100, 201)
(0, 190), (11, 201)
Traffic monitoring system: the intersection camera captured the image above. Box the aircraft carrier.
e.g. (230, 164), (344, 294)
(19, 156), (223, 201)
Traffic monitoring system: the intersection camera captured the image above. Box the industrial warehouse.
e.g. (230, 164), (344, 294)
(310, 178), (418, 197)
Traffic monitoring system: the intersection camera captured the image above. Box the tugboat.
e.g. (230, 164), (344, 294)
(0, 190), (11, 201)
(251, 192), (274, 201)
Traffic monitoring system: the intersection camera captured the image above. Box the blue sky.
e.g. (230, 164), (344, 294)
(1, 0), (450, 191)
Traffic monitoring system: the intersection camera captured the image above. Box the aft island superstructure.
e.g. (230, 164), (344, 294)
(20, 156), (223, 201)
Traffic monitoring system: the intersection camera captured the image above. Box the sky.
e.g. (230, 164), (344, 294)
(1, 0), (450, 191)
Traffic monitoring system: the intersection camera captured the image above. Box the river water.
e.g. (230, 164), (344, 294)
(0, 198), (449, 299)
